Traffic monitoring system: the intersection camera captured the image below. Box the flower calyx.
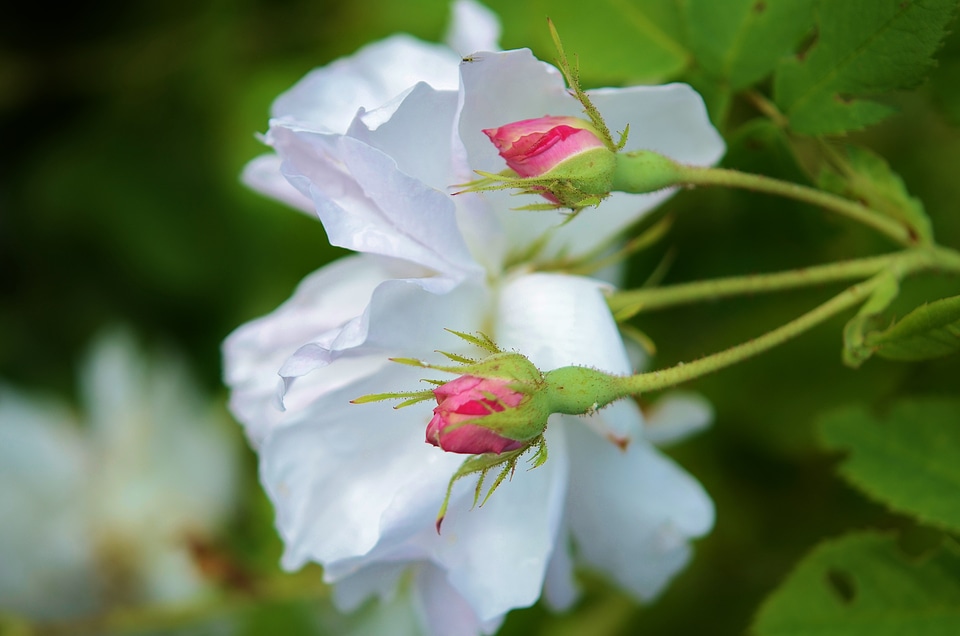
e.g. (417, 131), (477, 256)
(352, 330), (553, 531)
(473, 115), (618, 210)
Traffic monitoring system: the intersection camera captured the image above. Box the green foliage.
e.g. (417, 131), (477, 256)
(819, 398), (960, 532)
(774, 0), (958, 135)
(819, 145), (934, 244)
(754, 532), (960, 635)
(867, 295), (960, 361)
(686, 0), (816, 91)
(928, 24), (960, 126)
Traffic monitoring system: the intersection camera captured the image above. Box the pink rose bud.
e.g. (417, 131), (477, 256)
(483, 115), (607, 178)
(426, 375), (527, 454)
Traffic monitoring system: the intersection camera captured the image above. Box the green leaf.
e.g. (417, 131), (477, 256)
(754, 532), (960, 635)
(774, 0), (958, 135)
(818, 145), (934, 244)
(686, 0), (816, 91)
(819, 398), (960, 533)
(867, 295), (960, 361)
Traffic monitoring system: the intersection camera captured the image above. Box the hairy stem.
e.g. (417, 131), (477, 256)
(676, 164), (916, 246)
(613, 275), (886, 395)
(608, 253), (898, 318)
(602, 245), (960, 396)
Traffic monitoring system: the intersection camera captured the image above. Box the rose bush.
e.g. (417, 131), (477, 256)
(225, 1), (725, 634)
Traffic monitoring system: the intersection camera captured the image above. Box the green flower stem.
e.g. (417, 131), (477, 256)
(614, 274), (886, 395)
(608, 253), (898, 318)
(675, 164), (916, 246)
(599, 245), (960, 397)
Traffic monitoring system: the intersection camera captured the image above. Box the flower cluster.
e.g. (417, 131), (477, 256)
(224, 1), (724, 634)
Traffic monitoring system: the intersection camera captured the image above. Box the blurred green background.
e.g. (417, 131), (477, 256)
(2, 0), (959, 634)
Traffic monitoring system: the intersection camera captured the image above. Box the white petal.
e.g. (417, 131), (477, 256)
(414, 564), (504, 636)
(268, 124), (479, 277)
(564, 420), (714, 600)
(495, 272), (630, 374)
(592, 83), (726, 165)
(332, 562), (409, 611)
(261, 363), (464, 572)
(223, 255), (391, 444)
(347, 82), (461, 192)
(279, 276), (487, 382)
(458, 50), (571, 177)
(542, 523), (579, 611)
(330, 579), (424, 636)
(444, 0), (501, 55)
(432, 426), (568, 621)
(319, 429), (569, 623)
(241, 153), (315, 215)
(272, 35), (460, 133)
(642, 392), (713, 448)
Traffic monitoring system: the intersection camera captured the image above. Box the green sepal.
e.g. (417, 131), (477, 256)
(457, 147), (616, 211)
(444, 329), (500, 353)
(350, 390), (436, 407)
(438, 351), (477, 365)
(547, 19), (622, 151)
(393, 351), (545, 385)
(435, 436), (547, 532)
(620, 325), (657, 356)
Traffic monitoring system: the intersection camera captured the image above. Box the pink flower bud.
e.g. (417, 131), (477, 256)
(482, 115), (607, 178)
(426, 375), (526, 454)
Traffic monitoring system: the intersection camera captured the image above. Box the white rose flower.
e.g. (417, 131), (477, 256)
(0, 331), (238, 620)
(225, 2), (724, 634)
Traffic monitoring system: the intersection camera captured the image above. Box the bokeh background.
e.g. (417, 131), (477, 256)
(3, 0), (959, 634)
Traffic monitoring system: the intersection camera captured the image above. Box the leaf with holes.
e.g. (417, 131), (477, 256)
(774, 0), (958, 135)
(866, 295), (960, 361)
(754, 532), (960, 635)
(819, 398), (960, 533)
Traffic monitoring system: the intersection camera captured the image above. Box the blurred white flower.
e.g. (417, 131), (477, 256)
(225, 1), (723, 634)
(0, 330), (239, 621)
